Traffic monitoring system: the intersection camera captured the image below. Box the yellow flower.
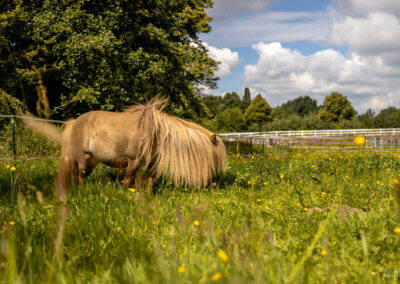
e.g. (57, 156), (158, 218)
(128, 188), (135, 192)
(116, 226), (121, 232)
(10, 166), (16, 171)
(263, 181), (268, 185)
(178, 266), (185, 274)
(354, 136), (366, 146)
(296, 202), (301, 207)
(9, 221), (15, 226)
(211, 272), (222, 282)
(321, 249), (327, 255)
(394, 178), (400, 185)
(321, 192), (326, 197)
(193, 220), (200, 226)
(303, 207), (308, 212)
(394, 227), (400, 234)
(152, 221), (157, 225)
(256, 199), (262, 202)
(217, 250), (229, 262)
(280, 173), (284, 179)
(6, 165), (10, 169)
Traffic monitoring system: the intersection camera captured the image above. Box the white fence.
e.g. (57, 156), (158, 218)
(219, 128), (400, 139)
(219, 128), (400, 152)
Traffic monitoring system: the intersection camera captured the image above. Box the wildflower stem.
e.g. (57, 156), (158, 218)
(286, 211), (333, 283)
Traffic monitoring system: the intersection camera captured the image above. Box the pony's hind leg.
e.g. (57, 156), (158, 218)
(123, 159), (139, 187)
(134, 171), (154, 194)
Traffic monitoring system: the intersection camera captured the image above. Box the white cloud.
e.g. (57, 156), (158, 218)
(330, 12), (400, 56)
(244, 42), (400, 112)
(203, 11), (332, 47)
(204, 43), (240, 78)
(359, 92), (400, 111)
(204, 1), (400, 113)
(332, 0), (400, 18)
(208, 0), (273, 21)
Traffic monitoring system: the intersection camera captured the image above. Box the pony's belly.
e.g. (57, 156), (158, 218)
(102, 158), (129, 168)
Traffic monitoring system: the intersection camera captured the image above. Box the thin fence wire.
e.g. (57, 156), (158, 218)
(1, 115), (400, 160)
(0, 115), (63, 160)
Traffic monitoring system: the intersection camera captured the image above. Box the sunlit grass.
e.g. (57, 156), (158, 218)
(1, 150), (400, 283)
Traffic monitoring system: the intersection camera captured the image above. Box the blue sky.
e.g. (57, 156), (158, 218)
(201, 0), (400, 113)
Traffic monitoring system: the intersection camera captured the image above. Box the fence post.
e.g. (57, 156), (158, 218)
(11, 116), (16, 160)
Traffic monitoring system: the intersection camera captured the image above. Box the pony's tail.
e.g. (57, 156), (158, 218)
(56, 120), (78, 200)
(23, 116), (63, 144)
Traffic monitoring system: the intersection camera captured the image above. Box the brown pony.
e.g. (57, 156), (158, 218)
(27, 97), (226, 199)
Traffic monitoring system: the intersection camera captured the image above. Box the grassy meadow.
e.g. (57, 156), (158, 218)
(1, 150), (400, 283)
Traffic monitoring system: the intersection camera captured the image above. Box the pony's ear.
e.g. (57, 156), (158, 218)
(210, 134), (218, 145)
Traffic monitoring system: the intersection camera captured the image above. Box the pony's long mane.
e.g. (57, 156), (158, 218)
(126, 97), (226, 188)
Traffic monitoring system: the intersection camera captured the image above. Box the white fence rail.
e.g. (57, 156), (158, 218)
(219, 128), (400, 152)
(219, 128), (400, 139)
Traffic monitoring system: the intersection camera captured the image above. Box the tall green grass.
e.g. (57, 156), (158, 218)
(1, 151), (400, 283)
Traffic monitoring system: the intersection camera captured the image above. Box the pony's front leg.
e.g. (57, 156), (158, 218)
(77, 158), (94, 184)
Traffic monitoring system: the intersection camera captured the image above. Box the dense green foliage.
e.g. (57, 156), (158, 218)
(200, 89), (400, 133)
(244, 94), (273, 130)
(241, 87), (251, 112)
(373, 107), (400, 128)
(1, 151), (400, 283)
(0, 89), (27, 116)
(280, 96), (318, 117)
(318, 92), (356, 123)
(1, 0), (217, 119)
(215, 107), (245, 133)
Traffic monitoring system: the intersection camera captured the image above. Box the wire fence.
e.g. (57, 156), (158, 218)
(1, 115), (400, 160)
(0, 115), (63, 160)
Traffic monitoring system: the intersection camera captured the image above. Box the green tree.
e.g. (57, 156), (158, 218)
(318, 92), (356, 123)
(222, 92), (242, 110)
(0, 88), (27, 116)
(241, 87), (251, 112)
(0, 88), (28, 128)
(202, 95), (223, 117)
(357, 109), (375, 128)
(1, 0), (217, 119)
(281, 96), (318, 117)
(215, 107), (245, 132)
(244, 94), (273, 131)
(373, 107), (400, 128)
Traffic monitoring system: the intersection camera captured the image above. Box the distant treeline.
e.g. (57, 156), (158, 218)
(200, 88), (400, 132)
